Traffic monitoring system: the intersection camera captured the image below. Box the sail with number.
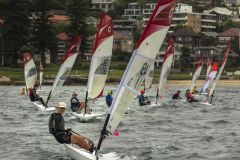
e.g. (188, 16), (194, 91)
(23, 53), (37, 90)
(208, 42), (230, 97)
(46, 35), (81, 103)
(157, 37), (174, 98)
(206, 58), (211, 79)
(202, 62), (218, 93)
(39, 62), (43, 89)
(144, 64), (154, 89)
(189, 54), (203, 92)
(86, 13), (113, 102)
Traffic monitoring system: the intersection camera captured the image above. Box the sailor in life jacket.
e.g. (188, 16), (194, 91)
(192, 86), (199, 94)
(21, 88), (25, 95)
(29, 84), (45, 106)
(48, 102), (96, 153)
(185, 89), (199, 103)
(106, 90), (114, 107)
(71, 92), (85, 113)
(139, 90), (151, 106)
(172, 90), (182, 99)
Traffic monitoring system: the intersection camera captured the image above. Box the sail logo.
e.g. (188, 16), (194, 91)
(95, 57), (111, 75)
(59, 69), (70, 80)
(167, 43), (173, 52)
(108, 26), (111, 33)
(134, 62), (150, 90)
(26, 67), (37, 78)
(169, 7), (175, 18)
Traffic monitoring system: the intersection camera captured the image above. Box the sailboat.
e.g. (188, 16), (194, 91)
(64, 0), (178, 159)
(73, 13), (114, 121)
(200, 57), (211, 95)
(154, 37), (174, 105)
(144, 64), (154, 92)
(189, 54), (203, 96)
(33, 35), (82, 111)
(23, 53), (37, 96)
(38, 62), (43, 91)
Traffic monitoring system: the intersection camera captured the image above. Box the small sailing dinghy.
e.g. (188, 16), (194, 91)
(38, 62), (43, 92)
(23, 53), (37, 96)
(190, 54), (203, 93)
(200, 58), (211, 95)
(191, 62), (218, 107)
(34, 35), (82, 111)
(153, 37), (174, 106)
(73, 13), (114, 121)
(64, 0), (178, 159)
(143, 64), (154, 95)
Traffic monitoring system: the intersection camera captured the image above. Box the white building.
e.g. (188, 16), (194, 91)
(224, 0), (240, 5)
(91, 0), (116, 12)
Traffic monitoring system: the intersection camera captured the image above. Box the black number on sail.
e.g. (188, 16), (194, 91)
(134, 63), (149, 90)
(59, 69), (70, 80)
(163, 68), (170, 79)
(26, 67), (37, 78)
(95, 58), (110, 75)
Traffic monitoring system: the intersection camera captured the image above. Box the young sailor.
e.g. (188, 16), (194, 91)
(172, 90), (182, 99)
(71, 92), (85, 113)
(29, 84), (45, 106)
(192, 86), (199, 94)
(21, 88), (25, 95)
(49, 102), (95, 153)
(106, 90), (113, 107)
(186, 89), (199, 103)
(139, 90), (151, 106)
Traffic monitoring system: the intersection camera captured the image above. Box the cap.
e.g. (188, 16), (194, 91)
(108, 90), (112, 94)
(72, 92), (78, 96)
(177, 90), (181, 93)
(141, 90), (145, 93)
(57, 102), (67, 108)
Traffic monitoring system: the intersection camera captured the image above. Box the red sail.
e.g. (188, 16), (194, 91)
(39, 62), (43, 73)
(194, 54), (203, 72)
(23, 53), (33, 69)
(221, 42), (230, 67)
(206, 58), (211, 72)
(163, 37), (174, 63)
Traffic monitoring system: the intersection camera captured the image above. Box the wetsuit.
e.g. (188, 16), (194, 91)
(172, 92), (182, 99)
(29, 88), (45, 105)
(106, 94), (112, 107)
(71, 97), (80, 112)
(139, 95), (150, 106)
(49, 113), (71, 144)
(186, 93), (198, 103)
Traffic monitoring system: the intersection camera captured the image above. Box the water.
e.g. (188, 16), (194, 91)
(1, 85), (240, 160)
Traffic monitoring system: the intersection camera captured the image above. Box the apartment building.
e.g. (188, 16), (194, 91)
(91, 0), (116, 12)
(224, 0), (240, 5)
(55, 33), (71, 62)
(113, 20), (143, 37)
(216, 28), (239, 49)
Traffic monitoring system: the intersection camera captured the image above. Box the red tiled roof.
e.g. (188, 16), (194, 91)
(217, 28), (239, 37)
(88, 31), (133, 40)
(49, 15), (69, 21)
(0, 19), (3, 24)
(56, 33), (68, 40)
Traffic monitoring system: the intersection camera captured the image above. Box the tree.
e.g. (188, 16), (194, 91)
(0, 0), (31, 67)
(210, 0), (225, 7)
(133, 29), (141, 48)
(87, 24), (98, 37)
(30, 0), (58, 67)
(173, 24), (193, 32)
(52, 22), (69, 35)
(112, 50), (132, 61)
(137, 0), (147, 20)
(180, 46), (192, 69)
(65, 0), (91, 66)
(205, 36), (216, 46)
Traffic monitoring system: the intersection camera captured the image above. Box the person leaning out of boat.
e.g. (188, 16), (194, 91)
(139, 90), (151, 106)
(29, 84), (45, 106)
(172, 90), (182, 99)
(106, 90), (114, 107)
(185, 89), (199, 103)
(71, 92), (85, 113)
(21, 88), (25, 95)
(192, 86), (199, 94)
(49, 102), (95, 153)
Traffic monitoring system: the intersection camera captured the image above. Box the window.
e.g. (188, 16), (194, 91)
(124, 49), (126, 51)
(101, 5), (106, 9)
(124, 41), (127, 44)
(58, 56), (61, 59)
(58, 50), (65, 55)
(219, 38), (224, 42)
(197, 15), (199, 18)
(193, 20), (195, 24)
(199, 39), (202, 46)
(87, 42), (92, 47)
(185, 36), (192, 41)
(108, 4), (112, 9)
(135, 11), (140, 15)
(185, 44), (192, 48)
(115, 41), (120, 45)
(62, 56), (65, 59)
(128, 49), (132, 52)
(197, 27), (199, 31)
(126, 11), (134, 15)
(176, 36), (183, 41)
(193, 14), (195, 18)
(128, 41), (132, 44)
(84, 50), (92, 55)
(197, 21), (199, 24)
(45, 57), (48, 60)
(58, 42), (65, 47)
(175, 55), (177, 59)
(193, 27), (195, 30)
(154, 62), (157, 67)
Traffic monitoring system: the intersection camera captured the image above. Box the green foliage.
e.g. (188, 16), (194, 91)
(180, 46), (192, 69)
(89, 11), (102, 19)
(213, 18), (240, 33)
(205, 36), (216, 46)
(137, 0), (147, 20)
(112, 50), (132, 61)
(210, 0), (227, 7)
(86, 24), (97, 37)
(173, 24), (193, 32)
(52, 22), (69, 35)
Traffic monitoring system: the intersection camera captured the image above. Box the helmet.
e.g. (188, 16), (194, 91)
(141, 90), (145, 93)
(108, 90), (112, 94)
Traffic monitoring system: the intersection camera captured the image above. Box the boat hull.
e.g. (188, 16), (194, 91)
(190, 102), (213, 107)
(72, 112), (105, 121)
(33, 102), (56, 111)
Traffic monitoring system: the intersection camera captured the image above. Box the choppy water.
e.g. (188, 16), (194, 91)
(1, 85), (240, 160)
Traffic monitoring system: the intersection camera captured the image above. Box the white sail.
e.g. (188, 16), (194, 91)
(189, 54), (203, 92)
(49, 35), (82, 98)
(86, 13), (114, 100)
(208, 42), (230, 97)
(105, 0), (178, 134)
(206, 58), (211, 78)
(157, 37), (174, 97)
(144, 64), (154, 89)
(202, 62), (218, 93)
(39, 62), (43, 89)
(23, 53), (37, 90)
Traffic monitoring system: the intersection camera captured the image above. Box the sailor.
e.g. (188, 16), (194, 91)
(21, 88), (25, 95)
(139, 90), (151, 106)
(172, 90), (182, 99)
(192, 86), (199, 94)
(186, 89), (199, 103)
(29, 84), (45, 106)
(49, 102), (95, 153)
(71, 92), (85, 113)
(106, 90), (113, 107)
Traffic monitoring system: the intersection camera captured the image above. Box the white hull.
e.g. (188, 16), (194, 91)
(151, 103), (161, 106)
(64, 144), (120, 160)
(200, 93), (208, 95)
(190, 101), (213, 107)
(125, 108), (134, 114)
(33, 102), (56, 111)
(37, 90), (43, 92)
(72, 112), (105, 121)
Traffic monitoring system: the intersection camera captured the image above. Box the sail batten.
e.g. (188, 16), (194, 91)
(23, 53), (37, 90)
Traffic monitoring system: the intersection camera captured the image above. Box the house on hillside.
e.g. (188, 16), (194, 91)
(84, 16), (99, 28)
(55, 33), (71, 62)
(216, 28), (239, 49)
(91, 0), (116, 12)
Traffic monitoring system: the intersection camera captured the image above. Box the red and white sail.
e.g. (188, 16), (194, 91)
(23, 53), (37, 90)
(206, 58), (211, 78)
(86, 13), (113, 100)
(105, 0), (178, 134)
(190, 54), (203, 92)
(39, 62), (43, 88)
(157, 37), (174, 98)
(145, 64), (154, 89)
(49, 35), (82, 98)
(202, 62), (218, 93)
(208, 42), (230, 97)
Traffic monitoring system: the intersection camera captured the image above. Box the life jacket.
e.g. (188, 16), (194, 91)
(21, 91), (25, 95)
(106, 95), (112, 107)
(172, 92), (179, 99)
(192, 88), (196, 94)
(71, 97), (79, 109)
(139, 95), (145, 105)
(186, 93), (194, 101)
(48, 113), (64, 134)
(29, 88), (34, 96)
